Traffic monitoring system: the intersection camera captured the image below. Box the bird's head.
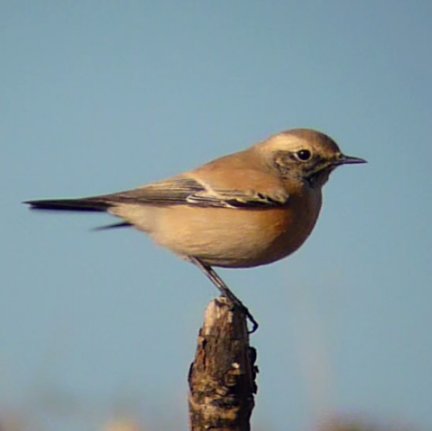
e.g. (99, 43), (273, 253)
(257, 129), (366, 187)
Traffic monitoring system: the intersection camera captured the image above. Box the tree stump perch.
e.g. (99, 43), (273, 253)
(188, 296), (258, 431)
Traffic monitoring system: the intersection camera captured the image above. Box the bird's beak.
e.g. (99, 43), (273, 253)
(335, 154), (367, 166)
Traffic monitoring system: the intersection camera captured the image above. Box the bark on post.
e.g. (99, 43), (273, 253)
(188, 296), (258, 431)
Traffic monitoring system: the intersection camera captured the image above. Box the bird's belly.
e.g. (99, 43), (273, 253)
(150, 202), (321, 268)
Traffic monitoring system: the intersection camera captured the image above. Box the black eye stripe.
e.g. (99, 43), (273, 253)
(304, 158), (324, 174)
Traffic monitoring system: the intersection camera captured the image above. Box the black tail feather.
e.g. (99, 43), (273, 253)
(24, 198), (111, 212)
(93, 221), (132, 231)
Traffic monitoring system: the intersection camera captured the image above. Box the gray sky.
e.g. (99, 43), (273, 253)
(2, 1), (431, 430)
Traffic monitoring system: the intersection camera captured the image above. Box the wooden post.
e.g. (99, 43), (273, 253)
(188, 297), (258, 431)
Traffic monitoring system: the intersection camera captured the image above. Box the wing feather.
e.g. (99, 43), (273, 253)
(106, 176), (289, 209)
(27, 177), (289, 212)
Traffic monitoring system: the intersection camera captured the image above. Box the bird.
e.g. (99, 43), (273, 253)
(26, 128), (366, 331)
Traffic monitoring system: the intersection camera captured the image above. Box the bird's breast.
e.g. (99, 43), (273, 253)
(147, 188), (323, 268)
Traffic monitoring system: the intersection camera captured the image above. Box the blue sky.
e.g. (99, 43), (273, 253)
(2, 2), (431, 430)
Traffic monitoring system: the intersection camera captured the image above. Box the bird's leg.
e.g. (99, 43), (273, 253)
(189, 257), (258, 333)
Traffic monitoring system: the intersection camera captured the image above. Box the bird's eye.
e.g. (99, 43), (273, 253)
(295, 149), (312, 161)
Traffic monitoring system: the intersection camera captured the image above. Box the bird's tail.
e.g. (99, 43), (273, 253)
(25, 197), (112, 212)
(25, 197), (133, 230)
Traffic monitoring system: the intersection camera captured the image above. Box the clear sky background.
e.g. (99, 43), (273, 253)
(2, 2), (431, 430)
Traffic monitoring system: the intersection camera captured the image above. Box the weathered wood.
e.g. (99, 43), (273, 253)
(188, 297), (258, 431)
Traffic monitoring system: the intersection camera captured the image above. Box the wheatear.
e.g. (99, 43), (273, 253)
(26, 129), (366, 331)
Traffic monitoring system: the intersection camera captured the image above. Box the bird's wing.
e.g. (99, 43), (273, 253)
(107, 176), (289, 209)
(26, 176), (289, 212)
